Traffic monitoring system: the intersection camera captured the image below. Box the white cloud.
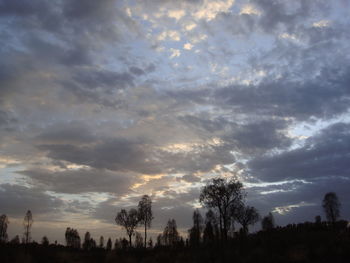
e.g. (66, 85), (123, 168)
(239, 4), (260, 15)
(193, 0), (235, 21)
(312, 20), (331, 28)
(168, 9), (186, 21)
(183, 43), (194, 50)
(190, 34), (208, 44)
(157, 30), (181, 41)
(169, 48), (181, 58)
(184, 22), (197, 31)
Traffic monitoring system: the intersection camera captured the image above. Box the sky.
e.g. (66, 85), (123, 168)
(1, 0), (350, 244)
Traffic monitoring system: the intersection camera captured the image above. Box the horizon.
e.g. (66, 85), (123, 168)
(1, 0), (350, 244)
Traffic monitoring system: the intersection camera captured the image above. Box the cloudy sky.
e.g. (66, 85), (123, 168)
(1, 0), (350, 243)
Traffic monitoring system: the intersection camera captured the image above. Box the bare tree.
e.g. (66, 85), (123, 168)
(138, 195), (153, 248)
(233, 205), (259, 234)
(0, 214), (9, 243)
(200, 178), (244, 241)
(322, 192), (340, 224)
(261, 212), (275, 231)
(115, 208), (139, 247)
(23, 210), (33, 244)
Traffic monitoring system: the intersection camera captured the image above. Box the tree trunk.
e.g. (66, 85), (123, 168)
(144, 224), (147, 248)
(129, 234), (132, 248)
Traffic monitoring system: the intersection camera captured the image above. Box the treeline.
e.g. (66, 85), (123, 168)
(0, 177), (347, 262)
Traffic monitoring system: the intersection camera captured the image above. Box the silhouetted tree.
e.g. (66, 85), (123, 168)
(41, 236), (49, 246)
(138, 195), (153, 248)
(234, 205), (260, 234)
(106, 237), (112, 251)
(10, 235), (20, 245)
(203, 209), (219, 244)
(23, 210), (33, 244)
(83, 232), (96, 250)
(115, 208), (139, 247)
(188, 209), (203, 247)
(162, 219), (179, 247)
(322, 192), (340, 224)
(99, 236), (104, 248)
(135, 232), (143, 248)
(315, 215), (322, 224)
(200, 178), (244, 241)
(261, 212), (275, 231)
(148, 237), (153, 248)
(0, 214), (9, 243)
(65, 227), (81, 248)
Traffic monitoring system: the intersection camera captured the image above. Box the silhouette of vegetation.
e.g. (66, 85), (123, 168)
(234, 205), (260, 235)
(322, 192), (340, 224)
(0, 214), (9, 243)
(2, 183), (350, 262)
(138, 195), (153, 248)
(41, 236), (49, 246)
(115, 208), (139, 247)
(200, 178), (244, 241)
(65, 227), (81, 248)
(188, 209), (203, 247)
(23, 210), (33, 244)
(261, 212), (275, 231)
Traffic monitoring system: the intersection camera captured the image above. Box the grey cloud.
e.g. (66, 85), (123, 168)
(71, 69), (134, 91)
(224, 119), (292, 155)
(18, 168), (134, 194)
(0, 183), (63, 217)
(129, 66), (145, 76)
(248, 122), (350, 182)
(36, 122), (95, 144)
(179, 174), (201, 183)
(215, 63), (350, 121)
(37, 138), (161, 174)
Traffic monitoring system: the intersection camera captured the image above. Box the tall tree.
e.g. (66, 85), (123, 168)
(162, 219), (179, 247)
(115, 208), (139, 247)
(322, 192), (340, 223)
(0, 214), (9, 243)
(106, 238), (112, 251)
(99, 236), (104, 248)
(83, 232), (92, 250)
(23, 210), (33, 244)
(199, 177), (244, 241)
(65, 227), (81, 248)
(188, 209), (203, 247)
(138, 195), (153, 248)
(233, 205), (259, 234)
(261, 212), (275, 231)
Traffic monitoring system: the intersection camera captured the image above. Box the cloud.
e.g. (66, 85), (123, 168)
(184, 43), (194, 50)
(18, 168), (134, 194)
(248, 122), (350, 182)
(0, 184), (63, 217)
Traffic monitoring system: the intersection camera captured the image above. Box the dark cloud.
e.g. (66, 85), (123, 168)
(179, 174), (201, 183)
(18, 168), (134, 194)
(248, 122), (350, 182)
(0, 184), (63, 217)
(37, 138), (161, 174)
(215, 64), (350, 121)
(36, 122), (95, 144)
